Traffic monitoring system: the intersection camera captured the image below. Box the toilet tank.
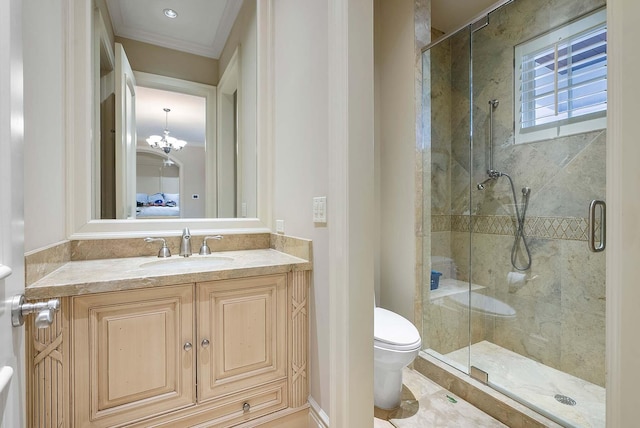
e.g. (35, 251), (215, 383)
(431, 256), (457, 280)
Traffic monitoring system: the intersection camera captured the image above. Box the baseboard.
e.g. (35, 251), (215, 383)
(308, 396), (329, 428)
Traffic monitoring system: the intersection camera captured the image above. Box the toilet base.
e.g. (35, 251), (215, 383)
(374, 367), (403, 410)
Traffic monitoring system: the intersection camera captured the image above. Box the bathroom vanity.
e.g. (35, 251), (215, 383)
(24, 239), (311, 427)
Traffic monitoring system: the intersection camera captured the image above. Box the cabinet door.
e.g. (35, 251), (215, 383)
(197, 275), (287, 402)
(72, 285), (195, 428)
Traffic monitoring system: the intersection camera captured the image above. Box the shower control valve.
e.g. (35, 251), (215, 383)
(487, 169), (502, 179)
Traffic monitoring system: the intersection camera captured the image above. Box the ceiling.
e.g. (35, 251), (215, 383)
(135, 86), (206, 149)
(106, 0), (243, 59)
(431, 0), (501, 34)
(105, 1), (241, 152)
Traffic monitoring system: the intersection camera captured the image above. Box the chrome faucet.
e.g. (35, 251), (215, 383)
(180, 228), (192, 257)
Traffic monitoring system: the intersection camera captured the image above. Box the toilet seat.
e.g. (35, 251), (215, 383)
(374, 307), (422, 351)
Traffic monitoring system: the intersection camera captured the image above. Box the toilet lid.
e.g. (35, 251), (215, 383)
(374, 307), (421, 347)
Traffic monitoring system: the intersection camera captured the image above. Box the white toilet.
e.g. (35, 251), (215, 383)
(374, 307), (422, 409)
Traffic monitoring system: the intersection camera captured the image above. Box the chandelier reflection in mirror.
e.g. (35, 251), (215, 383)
(146, 108), (187, 154)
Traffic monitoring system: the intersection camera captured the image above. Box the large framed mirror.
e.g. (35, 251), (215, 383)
(67, 0), (272, 238)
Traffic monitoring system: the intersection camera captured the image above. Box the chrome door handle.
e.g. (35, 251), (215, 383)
(11, 295), (60, 328)
(588, 200), (606, 252)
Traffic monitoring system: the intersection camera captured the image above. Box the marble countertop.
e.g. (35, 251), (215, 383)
(26, 249), (312, 299)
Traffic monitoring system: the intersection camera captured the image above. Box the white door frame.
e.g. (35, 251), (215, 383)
(606, 0), (640, 425)
(328, 0), (375, 426)
(114, 43), (137, 219)
(0, 0), (25, 425)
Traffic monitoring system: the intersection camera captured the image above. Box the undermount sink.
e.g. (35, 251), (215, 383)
(139, 256), (234, 271)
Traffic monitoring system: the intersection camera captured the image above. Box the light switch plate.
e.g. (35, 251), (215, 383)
(275, 219), (285, 234)
(313, 196), (327, 223)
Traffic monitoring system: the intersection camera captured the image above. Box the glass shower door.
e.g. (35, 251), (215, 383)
(467, 1), (606, 426)
(422, 24), (473, 372)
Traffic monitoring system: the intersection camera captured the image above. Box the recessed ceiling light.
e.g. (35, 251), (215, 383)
(163, 8), (178, 19)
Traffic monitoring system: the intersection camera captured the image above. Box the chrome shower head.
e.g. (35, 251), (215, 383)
(477, 177), (494, 190)
(522, 187), (531, 197)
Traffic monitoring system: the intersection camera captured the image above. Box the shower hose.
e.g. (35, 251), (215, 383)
(501, 172), (532, 271)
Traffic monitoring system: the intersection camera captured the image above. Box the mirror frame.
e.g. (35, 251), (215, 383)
(66, 0), (273, 239)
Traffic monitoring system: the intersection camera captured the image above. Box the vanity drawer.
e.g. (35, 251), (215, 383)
(128, 379), (288, 427)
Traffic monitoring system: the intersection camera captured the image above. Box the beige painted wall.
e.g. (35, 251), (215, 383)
(272, 0), (330, 419)
(374, 0), (417, 322)
(115, 37), (219, 86)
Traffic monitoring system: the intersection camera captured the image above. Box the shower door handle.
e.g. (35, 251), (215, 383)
(588, 200), (606, 252)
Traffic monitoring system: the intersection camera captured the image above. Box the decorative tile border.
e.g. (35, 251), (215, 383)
(431, 215), (451, 232)
(433, 215), (594, 241)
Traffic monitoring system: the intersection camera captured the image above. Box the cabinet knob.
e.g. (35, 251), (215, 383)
(183, 342), (193, 351)
(201, 339), (210, 348)
(243, 402), (250, 412)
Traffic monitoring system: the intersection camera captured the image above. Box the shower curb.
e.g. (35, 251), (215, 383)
(414, 352), (563, 428)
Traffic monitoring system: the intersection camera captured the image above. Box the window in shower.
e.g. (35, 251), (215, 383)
(514, 8), (607, 144)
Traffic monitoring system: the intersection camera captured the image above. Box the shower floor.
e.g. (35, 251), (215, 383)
(443, 341), (605, 428)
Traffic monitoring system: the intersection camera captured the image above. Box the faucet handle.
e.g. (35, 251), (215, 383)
(144, 237), (171, 258)
(199, 235), (223, 255)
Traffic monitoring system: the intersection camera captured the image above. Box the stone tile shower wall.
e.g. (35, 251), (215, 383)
(425, 0), (606, 387)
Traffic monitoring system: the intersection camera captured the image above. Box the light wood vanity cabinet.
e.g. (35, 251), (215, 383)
(27, 271), (309, 428)
(72, 285), (196, 427)
(197, 276), (287, 402)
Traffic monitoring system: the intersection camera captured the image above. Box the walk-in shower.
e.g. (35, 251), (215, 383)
(421, 0), (607, 426)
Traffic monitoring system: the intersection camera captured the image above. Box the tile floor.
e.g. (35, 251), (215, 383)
(373, 368), (506, 427)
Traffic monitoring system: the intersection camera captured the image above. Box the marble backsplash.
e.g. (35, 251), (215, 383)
(25, 240), (71, 287)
